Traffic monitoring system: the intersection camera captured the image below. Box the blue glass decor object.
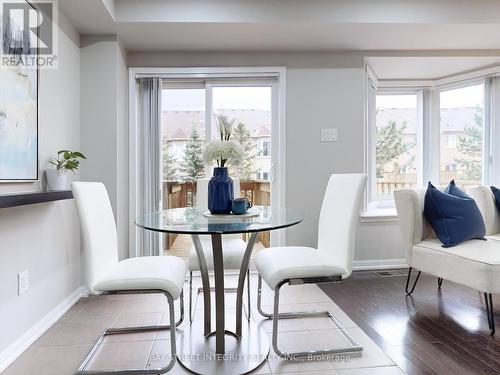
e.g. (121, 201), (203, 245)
(208, 167), (234, 214)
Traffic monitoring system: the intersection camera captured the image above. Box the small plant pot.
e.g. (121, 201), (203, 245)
(46, 169), (69, 191)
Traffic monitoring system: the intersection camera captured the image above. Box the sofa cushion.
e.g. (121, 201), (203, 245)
(424, 181), (485, 247)
(412, 239), (500, 293)
(467, 185), (500, 235)
(486, 233), (500, 242)
(491, 186), (500, 211)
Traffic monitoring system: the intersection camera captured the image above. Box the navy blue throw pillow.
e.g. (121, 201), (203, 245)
(444, 179), (469, 199)
(491, 186), (500, 211)
(424, 181), (486, 247)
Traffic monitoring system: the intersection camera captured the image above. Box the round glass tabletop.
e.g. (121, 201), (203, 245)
(135, 206), (304, 235)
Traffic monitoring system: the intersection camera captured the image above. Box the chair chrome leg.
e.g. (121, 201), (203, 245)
(257, 273), (272, 318)
(189, 271), (193, 323)
(438, 277), (443, 288)
(247, 269), (251, 321)
(75, 290), (181, 374)
(258, 275), (363, 359)
(484, 292), (496, 336)
(405, 267), (421, 296)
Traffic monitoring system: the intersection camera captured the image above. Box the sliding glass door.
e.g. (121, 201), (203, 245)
(160, 79), (280, 259)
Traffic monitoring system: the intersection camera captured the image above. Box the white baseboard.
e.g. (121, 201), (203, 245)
(0, 286), (88, 373)
(352, 258), (408, 271)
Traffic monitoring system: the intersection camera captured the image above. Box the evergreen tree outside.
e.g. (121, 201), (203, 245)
(181, 123), (205, 180)
(231, 122), (258, 180)
(162, 139), (178, 181)
(376, 119), (414, 176)
(454, 107), (483, 182)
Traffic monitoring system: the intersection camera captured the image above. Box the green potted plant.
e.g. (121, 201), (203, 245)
(46, 150), (86, 191)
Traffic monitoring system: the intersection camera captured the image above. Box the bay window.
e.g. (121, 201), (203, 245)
(366, 66), (499, 214)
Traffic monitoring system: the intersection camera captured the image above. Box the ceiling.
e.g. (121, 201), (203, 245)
(59, 0), (500, 52)
(366, 56), (500, 80)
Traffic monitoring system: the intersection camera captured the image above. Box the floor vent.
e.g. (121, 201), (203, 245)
(373, 270), (406, 278)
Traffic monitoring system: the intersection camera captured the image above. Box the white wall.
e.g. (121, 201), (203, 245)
(0, 11), (82, 364)
(116, 44), (129, 261)
(80, 35), (129, 260)
(127, 51), (406, 266)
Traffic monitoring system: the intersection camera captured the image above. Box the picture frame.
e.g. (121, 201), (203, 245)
(0, 0), (39, 182)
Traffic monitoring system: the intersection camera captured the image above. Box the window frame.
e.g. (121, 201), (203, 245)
(367, 89), (423, 205)
(365, 66), (496, 215)
(436, 79), (488, 188)
(129, 66), (287, 257)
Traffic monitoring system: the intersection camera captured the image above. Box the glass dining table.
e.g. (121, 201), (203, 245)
(136, 205), (304, 375)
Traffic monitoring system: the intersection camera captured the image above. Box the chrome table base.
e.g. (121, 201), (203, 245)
(179, 233), (265, 374)
(177, 316), (269, 375)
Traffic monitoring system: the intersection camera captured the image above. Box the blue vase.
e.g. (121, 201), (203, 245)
(208, 167), (234, 214)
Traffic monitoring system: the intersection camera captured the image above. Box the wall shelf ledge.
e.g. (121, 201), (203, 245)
(0, 190), (73, 209)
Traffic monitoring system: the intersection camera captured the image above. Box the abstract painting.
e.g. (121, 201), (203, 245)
(0, 2), (39, 181)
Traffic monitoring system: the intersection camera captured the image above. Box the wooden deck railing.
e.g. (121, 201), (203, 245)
(376, 171), (480, 195)
(162, 180), (271, 250)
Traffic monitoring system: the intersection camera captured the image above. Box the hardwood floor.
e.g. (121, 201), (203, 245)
(319, 270), (500, 375)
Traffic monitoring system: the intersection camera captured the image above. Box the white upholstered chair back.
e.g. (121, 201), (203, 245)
(196, 178), (241, 210)
(72, 182), (118, 293)
(317, 174), (367, 278)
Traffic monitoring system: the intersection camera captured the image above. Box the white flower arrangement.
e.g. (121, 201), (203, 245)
(203, 140), (244, 168)
(203, 114), (244, 168)
(215, 114), (237, 141)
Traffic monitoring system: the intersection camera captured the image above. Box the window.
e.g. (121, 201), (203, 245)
(160, 81), (278, 252)
(445, 163), (458, 171)
(130, 67), (286, 258)
(211, 86), (272, 181)
(439, 84), (484, 187)
(443, 135), (457, 149)
(162, 87), (206, 183)
(366, 68), (496, 213)
(375, 93), (418, 197)
(258, 139), (271, 156)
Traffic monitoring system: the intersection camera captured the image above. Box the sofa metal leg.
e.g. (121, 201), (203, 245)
(438, 278), (443, 288)
(405, 267), (421, 296)
(76, 290), (181, 374)
(484, 293), (495, 336)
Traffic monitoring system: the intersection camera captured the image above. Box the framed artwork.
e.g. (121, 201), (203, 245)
(0, 0), (39, 182)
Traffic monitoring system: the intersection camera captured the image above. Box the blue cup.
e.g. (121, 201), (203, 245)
(231, 198), (253, 215)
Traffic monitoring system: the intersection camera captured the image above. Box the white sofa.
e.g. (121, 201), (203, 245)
(394, 185), (500, 335)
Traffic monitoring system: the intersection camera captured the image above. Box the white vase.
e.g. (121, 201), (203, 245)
(46, 169), (69, 191)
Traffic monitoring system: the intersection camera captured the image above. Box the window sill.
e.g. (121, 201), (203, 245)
(360, 208), (398, 223)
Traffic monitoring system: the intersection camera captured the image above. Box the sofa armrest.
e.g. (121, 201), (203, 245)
(394, 188), (428, 264)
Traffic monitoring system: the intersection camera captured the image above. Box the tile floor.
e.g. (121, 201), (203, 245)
(3, 273), (405, 375)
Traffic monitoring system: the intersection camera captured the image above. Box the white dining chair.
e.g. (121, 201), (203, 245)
(255, 173), (367, 359)
(187, 178), (251, 322)
(72, 182), (186, 374)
